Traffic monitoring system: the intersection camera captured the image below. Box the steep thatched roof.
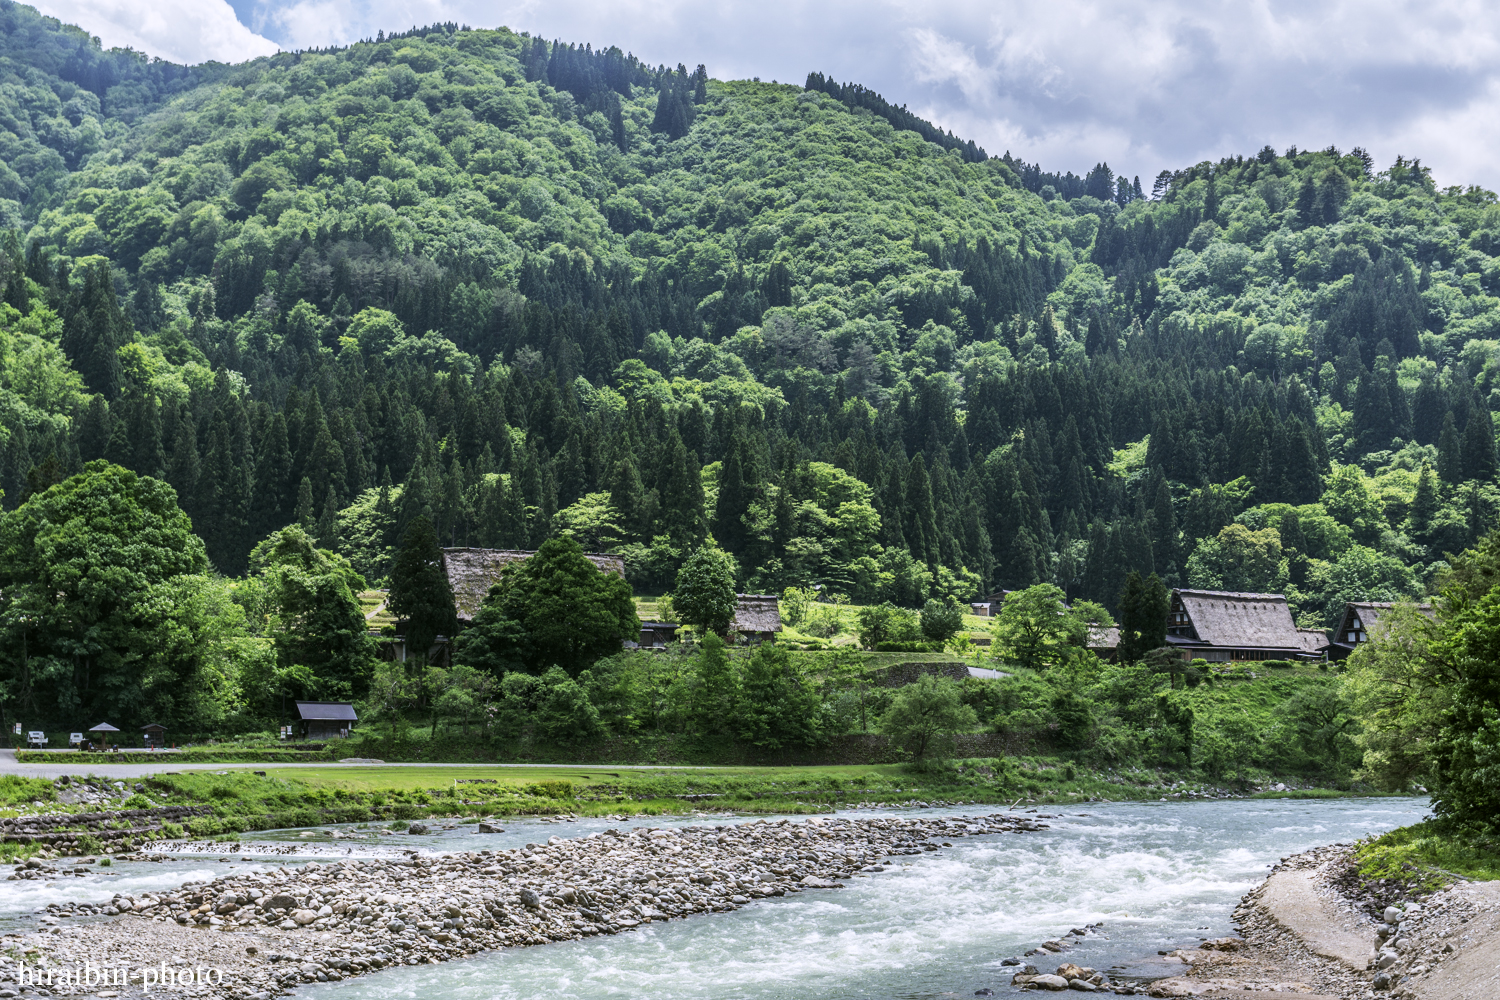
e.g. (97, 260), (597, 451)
(441, 547), (626, 622)
(1088, 625), (1120, 650)
(1174, 589), (1303, 650)
(1342, 601), (1434, 631)
(732, 594), (781, 634)
(1295, 628), (1331, 654)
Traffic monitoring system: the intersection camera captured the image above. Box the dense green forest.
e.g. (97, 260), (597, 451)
(1, 3), (1499, 733)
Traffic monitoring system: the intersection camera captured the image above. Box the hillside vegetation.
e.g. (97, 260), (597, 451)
(0, 3), (1497, 795)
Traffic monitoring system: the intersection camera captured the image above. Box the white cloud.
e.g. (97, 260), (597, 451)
(32, 0), (279, 64)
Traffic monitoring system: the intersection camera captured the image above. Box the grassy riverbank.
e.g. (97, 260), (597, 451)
(0, 757), (1384, 866)
(1353, 819), (1500, 890)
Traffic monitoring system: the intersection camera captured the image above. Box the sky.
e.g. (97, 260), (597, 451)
(31, 0), (1500, 190)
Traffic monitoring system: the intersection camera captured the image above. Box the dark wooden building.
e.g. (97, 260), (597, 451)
(1326, 601), (1434, 660)
(1165, 589), (1327, 662)
(295, 701), (357, 739)
(142, 724), (166, 748)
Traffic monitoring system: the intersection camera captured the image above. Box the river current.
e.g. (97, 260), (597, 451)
(0, 797), (1429, 997)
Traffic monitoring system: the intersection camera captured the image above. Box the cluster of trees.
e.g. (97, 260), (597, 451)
(1345, 534), (1500, 832)
(3, 10), (1500, 744)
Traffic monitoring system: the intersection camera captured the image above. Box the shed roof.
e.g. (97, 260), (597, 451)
(732, 594), (782, 633)
(141, 723), (166, 732)
(441, 547), (627, 622)
(1174, 589), (1303, 650)
(295, 701), (358, 722)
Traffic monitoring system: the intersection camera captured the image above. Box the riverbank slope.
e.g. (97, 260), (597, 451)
(1146, 846), (1500, 1000)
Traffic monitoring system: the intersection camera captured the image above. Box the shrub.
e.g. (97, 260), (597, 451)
(187, 816), (222, 838)
(75, 834), (103, 854)
(524, 780), (574, 799)
(122, 793), (151, 808)
(158, 824), (184, 840)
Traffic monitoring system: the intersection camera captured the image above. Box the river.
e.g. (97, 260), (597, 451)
(247, 796), (1426, 999)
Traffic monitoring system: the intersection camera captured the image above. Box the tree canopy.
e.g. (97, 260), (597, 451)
(452, 535), (638, 677)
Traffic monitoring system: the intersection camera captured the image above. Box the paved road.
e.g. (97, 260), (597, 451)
(0, 749), (713, 779)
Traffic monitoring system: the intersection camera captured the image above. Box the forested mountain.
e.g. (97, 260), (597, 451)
(1, 2), (1497, 639)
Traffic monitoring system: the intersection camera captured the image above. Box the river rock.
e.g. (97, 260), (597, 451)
(1029, 974), (1070, 990)
(477, 822), (504, 833)
(519, 888), (541, 908)
(266, 893), (298, 910)
(1067, 981), (1097, 992)
(1056, 964), (1086, 979)
(291, 909), (318, 925)
(1383, 905), (1404, 924)
(408, 823), (430, 835)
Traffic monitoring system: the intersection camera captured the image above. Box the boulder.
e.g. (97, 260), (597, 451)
(1055, 964), (1086, 980)
(519, 889), (541, 909)
(266, 893), (299, 911)
(1067, 982), (1097, 992)
(477, 822), (504, 834)
(1030, 975), (1069, 991)
(1383, 906), (1404, 924)
(407, 823), (430, 835)
(291, 909), (318, 926)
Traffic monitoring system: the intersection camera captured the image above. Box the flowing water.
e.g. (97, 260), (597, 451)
(261, 797), (1427, 1000)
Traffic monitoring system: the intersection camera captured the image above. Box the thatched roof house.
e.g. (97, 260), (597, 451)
(1164, 588), (1321, 662)
(731, 594), (781, 642)
(1327, 601), (1434, 659)
(441, 547), (626, 623)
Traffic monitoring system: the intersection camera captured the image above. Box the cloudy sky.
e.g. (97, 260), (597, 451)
(34, 0), (1500, 190)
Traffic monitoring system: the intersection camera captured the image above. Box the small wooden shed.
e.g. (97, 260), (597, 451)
(295, 701), (357, 740)
(142, 724), (166, 748)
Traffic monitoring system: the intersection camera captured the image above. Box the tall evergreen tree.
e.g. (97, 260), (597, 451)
(387, 514), (457, 665)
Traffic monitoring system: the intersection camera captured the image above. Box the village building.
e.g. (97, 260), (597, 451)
(295, 701), (357, 740)
(1164, 588), (1326, 662)
(631, 622), (682, 649)
(731, 594), (782, 643)
(1326, 601), (1434, 660)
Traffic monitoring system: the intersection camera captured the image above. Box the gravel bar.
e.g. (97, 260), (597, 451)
(0, 811), (1047, 998)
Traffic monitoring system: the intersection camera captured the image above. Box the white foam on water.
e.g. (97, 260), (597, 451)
(290, 797), (1430, 1000)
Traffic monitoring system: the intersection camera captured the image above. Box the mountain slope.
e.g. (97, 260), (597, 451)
(0, 10), (1495, 630)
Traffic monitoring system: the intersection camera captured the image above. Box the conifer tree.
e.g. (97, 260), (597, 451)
(1438, 412), (1464, 483)
(387, 514), (457, 665)
(294, 477), (315, 530)
(1461, 408), (1498, 481)
(1117, 570), (1169, 662)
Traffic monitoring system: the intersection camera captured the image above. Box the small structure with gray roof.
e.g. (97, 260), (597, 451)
(295, 701), (357, 740)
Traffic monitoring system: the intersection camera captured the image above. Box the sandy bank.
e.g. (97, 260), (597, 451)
(1141, 846), (1500, 1000)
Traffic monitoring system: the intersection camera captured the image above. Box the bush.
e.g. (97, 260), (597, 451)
(75, 833), (103, 854)
(187, 816), (222, 838)
(873, 641), (944, 653)
(158, 823), (184, 840)
(920, 598), (965, 642)
(1263, 659), (1295, 670)
(524, 780), (575, 799)
(857, 602), (921, 647)
(122, 793), (150, 808)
